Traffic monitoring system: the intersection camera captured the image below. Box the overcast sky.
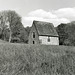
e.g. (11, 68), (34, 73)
(0, 0), (75, 27)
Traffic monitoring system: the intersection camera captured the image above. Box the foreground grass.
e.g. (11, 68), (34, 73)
(0, 43), (75, 75)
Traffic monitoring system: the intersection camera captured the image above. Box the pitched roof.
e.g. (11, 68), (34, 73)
(33, 20), (58, 36)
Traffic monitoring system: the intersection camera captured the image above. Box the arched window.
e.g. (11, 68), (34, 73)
(33, 41), (35, 44)
(33, 32), (35, 38)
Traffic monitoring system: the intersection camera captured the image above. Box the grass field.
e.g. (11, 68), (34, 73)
(0, 43), (75, 75)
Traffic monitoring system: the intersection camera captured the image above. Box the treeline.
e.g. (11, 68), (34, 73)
(1, 10), (75, 46)
(56, 21), (75, 46)
(0, 10), (31, 43)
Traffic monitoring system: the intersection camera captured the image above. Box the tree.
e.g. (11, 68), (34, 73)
(0, 11), (8, 40)
(0, 10), (24, 43)
(56, 23), (67, 45)
(25, 26), (31, 36)
(56, 21), (75, 46)
(7, 10), (22, 42)
(64, 21), (75, 46)
(19, 28), (28, 43)
(24, 26), (31, 43)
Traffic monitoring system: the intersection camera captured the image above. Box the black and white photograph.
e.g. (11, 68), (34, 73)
(0, 0), (75, 75)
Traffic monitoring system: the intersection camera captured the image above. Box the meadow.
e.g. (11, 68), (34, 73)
(0, 43), (75, 75)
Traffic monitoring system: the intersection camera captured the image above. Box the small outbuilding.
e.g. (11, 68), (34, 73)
(28, 20), (59, 45)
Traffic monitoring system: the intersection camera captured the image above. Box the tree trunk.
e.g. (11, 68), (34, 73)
(9, 23), (12, 43)
(9, 30), (12, 42)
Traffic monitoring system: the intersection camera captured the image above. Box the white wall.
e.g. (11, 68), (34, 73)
(39, 36), (59, 45)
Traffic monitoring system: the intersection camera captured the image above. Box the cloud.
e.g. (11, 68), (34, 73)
(54, 7), (75, 21)
(28, 9), (57, 19)
(22, 9), (71, 27)
(22, 16), (45, 27)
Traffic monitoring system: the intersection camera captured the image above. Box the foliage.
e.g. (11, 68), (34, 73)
(24, 26), (31, 43)
(0, 10), (31, 43)
(56, 23), (67, 45)
(0, 12), (8, 40)
(25, 26), (31, 36)
(64, 22), (75, 46)
(56, 22), (75, 46)
(7, 10), (23, 42)
(21, 29), (28, 43)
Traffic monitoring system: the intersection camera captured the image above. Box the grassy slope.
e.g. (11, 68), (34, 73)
(0, 43), (75, 75)
(0, 39), (7, 43)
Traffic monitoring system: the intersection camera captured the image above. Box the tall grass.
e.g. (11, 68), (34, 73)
(0, 43), (75, 75)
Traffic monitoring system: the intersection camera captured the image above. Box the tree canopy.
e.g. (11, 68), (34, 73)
(0, 10), (29, 43)
(56, 22), (75, 46)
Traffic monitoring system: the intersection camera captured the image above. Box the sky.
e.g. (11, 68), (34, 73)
(0, 0), (75, 27)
